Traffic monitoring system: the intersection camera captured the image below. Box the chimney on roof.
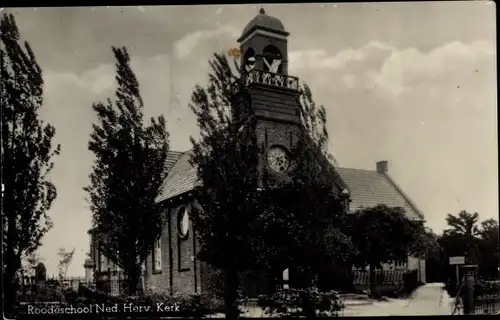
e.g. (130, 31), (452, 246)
(376, 160), (388, 174)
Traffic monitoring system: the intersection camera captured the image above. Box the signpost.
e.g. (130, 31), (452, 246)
(450, 256), (466, 290)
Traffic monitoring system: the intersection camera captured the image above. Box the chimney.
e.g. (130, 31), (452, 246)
(376, 160), (388, 174)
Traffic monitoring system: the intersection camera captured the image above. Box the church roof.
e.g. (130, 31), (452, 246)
(335, 167), (424, 221)
(155, 150), (199, 203)
(239, 8), (288, 42)
(156, 151), (424, 222)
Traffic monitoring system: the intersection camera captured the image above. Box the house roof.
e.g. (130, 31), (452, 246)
(335, 167), (424, 221)
(155, 151), (424, 222)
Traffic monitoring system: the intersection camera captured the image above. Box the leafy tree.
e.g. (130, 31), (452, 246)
(444, 211), (480, 237)
(189, 52), (353, 319)
(20, 252), (42, 278)
(349, 205), (422, 297)
(443, 211), (480, 264)
(85, 47), (169, 295)
(410, 225), (441, 260)
(257, 180), (353, 292)
(477, 219), (499, 279)
(1, 13), (60, 314)
(57, 247), (75, 280)
(439, 213), (497, 290)
(257, 92), (354, 292)
(298, 83), (338, 167)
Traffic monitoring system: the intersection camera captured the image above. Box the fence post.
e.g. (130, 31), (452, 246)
(461, 265), (477, 315)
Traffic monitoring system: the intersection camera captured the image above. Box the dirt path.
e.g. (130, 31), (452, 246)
(341, 283), (456, 316)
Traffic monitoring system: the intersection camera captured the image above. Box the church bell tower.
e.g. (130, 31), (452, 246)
(236, 8), (303, 187)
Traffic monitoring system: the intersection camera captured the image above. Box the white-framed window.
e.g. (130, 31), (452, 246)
(154, 238), (162, 271)
(282, 268), (290, 289)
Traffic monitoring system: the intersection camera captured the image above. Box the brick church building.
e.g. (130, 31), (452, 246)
(86, 9), (426, 296)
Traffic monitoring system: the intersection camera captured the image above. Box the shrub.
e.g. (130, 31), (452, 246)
(474, 280), (500, 298)
(402, 270), (421, 293)
(258, 287), (344, 317)
(64, 289), (221, 317)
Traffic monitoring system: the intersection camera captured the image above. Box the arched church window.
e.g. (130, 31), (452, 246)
(243, 48), (256, 73)
(178, 206), (190, 239)
(282, 268), (290, 289)
(262, 45), (283, 74)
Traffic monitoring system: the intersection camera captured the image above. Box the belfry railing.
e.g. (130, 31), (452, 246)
(245, 69), (300, 91)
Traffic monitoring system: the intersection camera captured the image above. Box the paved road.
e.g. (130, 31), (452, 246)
(342, 283), (457, 316)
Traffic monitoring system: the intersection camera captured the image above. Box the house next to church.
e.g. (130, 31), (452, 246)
(85, 9), (426, 296)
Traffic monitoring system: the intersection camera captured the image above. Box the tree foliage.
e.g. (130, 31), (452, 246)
(477, 219), (499, 279)
(189, 53), (260, 319)
(349, 205), (422, 296)
(84, 47), (169, 294)
(410, 225), (441, 260)
(57, 247), (75, 280)
(439, 211), (498, 280)
(442, 210), (481, 264)
(350, 205), (420, 267)
(1, 13), (60, 313)
(298, 83), (338, 167)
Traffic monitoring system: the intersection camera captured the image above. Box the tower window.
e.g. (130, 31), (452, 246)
(262, 45), (283, 74)
(243, 48), (256, 72)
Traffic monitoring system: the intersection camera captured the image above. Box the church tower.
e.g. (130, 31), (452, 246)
(237, 8), (303, 187)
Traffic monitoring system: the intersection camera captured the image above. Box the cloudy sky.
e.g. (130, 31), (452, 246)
(5, 2), (497, 277)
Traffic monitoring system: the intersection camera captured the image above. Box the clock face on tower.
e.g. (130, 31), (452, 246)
(267, 146), (290, 172)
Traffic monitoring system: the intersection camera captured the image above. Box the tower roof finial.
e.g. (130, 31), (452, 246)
(259, 7), (265, 15)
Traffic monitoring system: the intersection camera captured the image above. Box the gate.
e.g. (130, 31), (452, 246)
(473, 294), (500, 314)
(452, 266), (500, 315)
(473, 280), (500, 315)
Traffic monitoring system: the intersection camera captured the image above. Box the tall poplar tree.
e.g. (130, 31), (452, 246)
(1, 13), (60, 314)
(85, 47), (169, 295)
(189, 53), (261, 319)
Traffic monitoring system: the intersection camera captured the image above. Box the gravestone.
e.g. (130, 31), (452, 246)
(35, 263), (46, 283)
(34, 263), (46, 289)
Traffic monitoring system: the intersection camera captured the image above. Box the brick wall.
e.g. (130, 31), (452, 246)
(255, 119), (302, 186)
(145, 200), (214, 296)
(145, 208), (171, 294)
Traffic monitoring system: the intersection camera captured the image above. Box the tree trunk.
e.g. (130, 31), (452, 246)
(127, 263), (140, 296)
(369, 263), (378, 298)
(223, 269), (240, 320)
(4, 253), (21, 317)
(4, 214), (21, 317)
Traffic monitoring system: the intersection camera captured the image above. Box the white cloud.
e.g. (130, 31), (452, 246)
(290, 41), (392, 71)
(374, 40), (496, 98)
(173, 25), (240, 60)
(45, 64), (115, 96)
(292, 39), (495, 101)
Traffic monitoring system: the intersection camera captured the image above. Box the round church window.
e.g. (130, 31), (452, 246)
(267, 146), (289, 172)
(178, 207), (189, 238)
